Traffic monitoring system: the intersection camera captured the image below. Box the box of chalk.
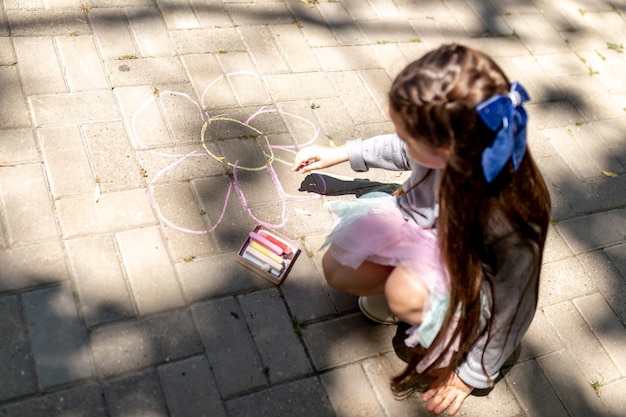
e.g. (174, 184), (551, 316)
(235, 225), (301, 285)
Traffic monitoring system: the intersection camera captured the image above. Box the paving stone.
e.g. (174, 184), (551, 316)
(171, 27), (245, 54)
(281, 255), (336, 322)
(538, 257), (596, 308)
(238, 25), (289, 74)
(0, 67), (32, 128)
(22, 285), (95, 390)
(361, 354), (427, 417)
(588, 176), (626, 209)
(226, 2), (292, 26)
(0, 164), (58, 244)
(556, 210), (625, 254)
(317, 1), (368, 45)
(518, 308), (563, 361)
(29, 91), (120, 127)
(284, 1), (339, 48)
(0, 128), (39, 164)
(81, 121), (145, 192)
(56, 189), (155, 237)
(65, 235), (135, 327)
(116, 226), (185, 315)
(224, 377), (335, 417)
(578, 50), (626, 94)
(0, 295), (37, 402)
(0, 36), (15, 64)
(314, 45), (381, 71)
(605, 242), (626, 277)
(150, 181), (215, 261)
(537, 349), (611, 417)
(13, 36), (66, 95)
(600, 377), (626, 417)
(543, 225), (574, 264)
(114, 85), (173, 149)
(544, 300), (621, 383)
(238, 288), (313, 384)
(157, 0), (200, 29)
(136, 147), (223, 186)
(103, 369), (169, 417)
(574, 293), (626, 376)
(180, 54), (239, 109)
(506, 359), (569, 417)
(270, 23), (322, 72)
(320, 362), (386, 417)
(126, 6), (176, 57)
(358, 68), (392, 115)
(0, 241), (68, 292)
(537, 155), (600, 217)
(56, 35), (109, 91)
(191, 297), (267, 398)
(578, 249), (626, 324)
(104, 56), (189, 87)
(557, 74), (626, 122)
(158, 355), (227, 417)
(174, 252), (270, 303)
(0, 383), (107, 417)
(156, 85), (207, 145)
(328, 70), (387, 124)
(216, 53), (274, 106)
(504, 13), (571, 54)
(91, 310), (203, 378)
(89, 8), (139, 60)
(192, 0), (233, 29)
(6, 9), (90, 37)
(461, 379), (524, 417)
(302, 313), (396, 371)
(37, 125), (94, 198)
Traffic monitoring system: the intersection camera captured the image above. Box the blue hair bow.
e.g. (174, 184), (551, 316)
(476, 82), (530, 183)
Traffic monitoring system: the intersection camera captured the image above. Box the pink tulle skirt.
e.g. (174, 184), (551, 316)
(322, 192), (460, 371)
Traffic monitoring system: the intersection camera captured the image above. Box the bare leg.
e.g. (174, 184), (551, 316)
(322, 247), (393, 296)
(384, 265), (428, 326)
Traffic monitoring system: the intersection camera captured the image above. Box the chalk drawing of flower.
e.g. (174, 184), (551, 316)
(130, 72), (319, 234)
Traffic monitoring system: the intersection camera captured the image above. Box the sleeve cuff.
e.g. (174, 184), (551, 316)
(345, 138), (368, 172)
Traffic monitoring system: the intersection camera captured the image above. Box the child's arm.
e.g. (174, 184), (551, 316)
(292, 145), (349, 173)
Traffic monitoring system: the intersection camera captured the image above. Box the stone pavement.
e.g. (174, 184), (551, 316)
(0, 0), (625, 416)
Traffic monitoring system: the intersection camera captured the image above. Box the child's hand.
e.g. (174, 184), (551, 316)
(292, 145), (349, 173)
(423, 372), (473, 415)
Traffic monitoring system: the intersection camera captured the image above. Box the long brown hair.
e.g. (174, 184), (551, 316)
(388, 44), (551, 393)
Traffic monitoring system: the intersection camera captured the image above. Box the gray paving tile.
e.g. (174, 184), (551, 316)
(544, 300), (621, 383)
(29, 90), (120, 127)
(65, 235), (135, 327)
(22, 285), (95, 390)
(506, 359), (569, 417)
(538, 257), (596, 308)
(317, 1), (368, 45)
(556, 210), (625, 254)
(302, 313), (395, 371)
(0, 36), (16, 65)
(0, 241), (68, 292)
(226, 2), (293, 26)
(600, 377), (626, 417)
(37, 125), (94, 198)
(116, 226), (185, 315)
(327, 70), (388, 124)
(537, 350), (611, 417)
(103, 369), (169, 417)
(126, 6), (176, 57)
(270, 23), (322, 72)
(158, 355), (228, 417)
(284, 1), (339, 48)
(504, 13), (571, 54)
(461, 379), (524, 417)
(81, 121), (145, 192)
(0, 295), (37, 402)
(13, 36), (66, 95)
(56, 35), (109, 91)
(158, 0), (200, 30)
(578, 249), (626, 324)
(314, 45), (381, 71)
(238, 288), (313, 384)
(191, 297), (267, 398)
(89, 8), (138, 60)
(0, 164), (58, 244)
(56, 189), (155, 237)
(518, 309), (563, 361)
(224, 376), (335, 417)
(320, 362), (386, 417)
(239, 26), (289, 74)
(180, 53), (239, 108)
(192, 0), (233, 29)
(104, 56), (189, 87)
(6, 9), (90, 37)
(0, 383), (107, 417)
(174, 252), (270, 303)
(171, 27), (245, 54)
(574, 293), (626, 376)
(91, 310), (203, 378)
(0, 66), (32, 128)
(0, 128), (39, 164)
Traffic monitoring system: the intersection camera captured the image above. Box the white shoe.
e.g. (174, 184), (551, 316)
(358, 294), (398, 324)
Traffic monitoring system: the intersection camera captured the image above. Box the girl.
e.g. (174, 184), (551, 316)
(293, 44), (551, 415)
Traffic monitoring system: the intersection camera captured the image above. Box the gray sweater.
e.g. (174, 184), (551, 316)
(345, 134), (541, 389)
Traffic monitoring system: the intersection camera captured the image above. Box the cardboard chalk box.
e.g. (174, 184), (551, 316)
(236, 225), (301, 285)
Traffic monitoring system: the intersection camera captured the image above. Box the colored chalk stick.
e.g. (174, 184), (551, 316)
(258, 230), (292, 255)
(245, 245), (284, 272)
(249, 241), (284, 265)
(249, 231), (283, 255)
